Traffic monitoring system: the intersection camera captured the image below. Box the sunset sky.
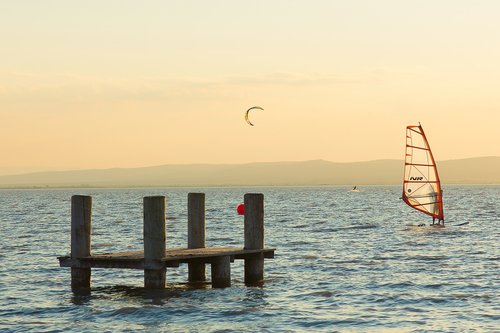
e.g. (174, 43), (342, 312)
(1, 1), (499, 175)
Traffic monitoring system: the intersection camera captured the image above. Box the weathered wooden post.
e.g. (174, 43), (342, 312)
(143, 196), (166, 289)
(71, 195), (92, 293)
(244, 193), (264, 286)
(211, 256), (231, 288)
(188, 193), (206, 283)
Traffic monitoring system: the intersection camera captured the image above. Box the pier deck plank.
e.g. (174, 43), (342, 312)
(58, 247), (275, 270)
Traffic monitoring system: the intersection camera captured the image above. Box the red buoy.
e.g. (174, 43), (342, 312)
(236, 203), (245, 215)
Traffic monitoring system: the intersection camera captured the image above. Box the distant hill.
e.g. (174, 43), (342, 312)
(0, 157), (498, 188)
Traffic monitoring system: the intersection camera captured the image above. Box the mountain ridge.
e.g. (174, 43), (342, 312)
(0, 157), (498, 188)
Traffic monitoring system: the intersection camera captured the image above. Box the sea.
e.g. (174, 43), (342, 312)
(0, 186), (498, 332)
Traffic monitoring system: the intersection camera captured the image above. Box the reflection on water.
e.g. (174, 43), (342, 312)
(0, 186), (499, 332)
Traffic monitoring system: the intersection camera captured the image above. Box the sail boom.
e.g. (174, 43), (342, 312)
(411, 201), (442, 207)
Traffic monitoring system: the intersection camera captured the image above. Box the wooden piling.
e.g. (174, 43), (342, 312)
(71, 195), (92, 293)
(244, 193), (265, 286)
(143, 196), (166, 289)
(188, 193), (206, 283)
(211, 256), (231, 288)
(60, 192), (275, 292)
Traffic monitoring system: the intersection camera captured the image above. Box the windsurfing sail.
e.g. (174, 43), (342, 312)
(402, 123), (444, 224)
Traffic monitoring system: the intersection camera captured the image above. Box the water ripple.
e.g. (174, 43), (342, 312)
(0, 186), (499, 332)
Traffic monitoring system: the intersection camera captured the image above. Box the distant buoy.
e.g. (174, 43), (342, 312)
(237, 204), (245, 215)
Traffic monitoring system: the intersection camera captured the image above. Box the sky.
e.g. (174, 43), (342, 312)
(1, 0), (499, 175)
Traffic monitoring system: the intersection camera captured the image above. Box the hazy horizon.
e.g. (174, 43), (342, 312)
(0, 155), (498, 178)
(1, 156), (498, 188)
(2, 1), (499, 174)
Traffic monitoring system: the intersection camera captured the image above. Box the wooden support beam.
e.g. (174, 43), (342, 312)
(58, 248), (275, 270)
(70, 195), (92, 293)
(244, 193), (265, 286)
(188, 193), (206, 283)
(143, 196), (166, 289)
(211, 256), (231, 288)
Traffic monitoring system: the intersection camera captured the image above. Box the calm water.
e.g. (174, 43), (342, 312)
(0, 186), (498, 332)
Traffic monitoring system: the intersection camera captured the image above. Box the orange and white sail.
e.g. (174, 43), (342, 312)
(402, 124), (444, 223)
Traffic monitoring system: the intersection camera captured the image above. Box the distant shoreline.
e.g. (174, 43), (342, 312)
(1, 183), (499, 191)
(0, 157), (498, 188)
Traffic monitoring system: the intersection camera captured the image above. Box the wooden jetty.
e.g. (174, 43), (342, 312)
(58, 193), (275, 292)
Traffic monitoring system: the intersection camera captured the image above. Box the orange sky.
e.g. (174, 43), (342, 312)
(1, 1), (499, 175)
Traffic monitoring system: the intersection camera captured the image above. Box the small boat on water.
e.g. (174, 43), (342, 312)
(402, 123), (444, 227)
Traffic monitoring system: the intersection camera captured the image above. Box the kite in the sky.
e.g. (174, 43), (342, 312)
(245, 106), (264, 126)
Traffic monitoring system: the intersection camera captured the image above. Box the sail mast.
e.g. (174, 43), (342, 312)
(417, 124), (444, 222)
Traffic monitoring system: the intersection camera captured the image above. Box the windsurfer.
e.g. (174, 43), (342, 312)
(431, 217), (445, 226)
(402, 124), (445, 227)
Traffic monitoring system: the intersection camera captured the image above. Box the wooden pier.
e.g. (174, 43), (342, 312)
(58, 193), (275, 293)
